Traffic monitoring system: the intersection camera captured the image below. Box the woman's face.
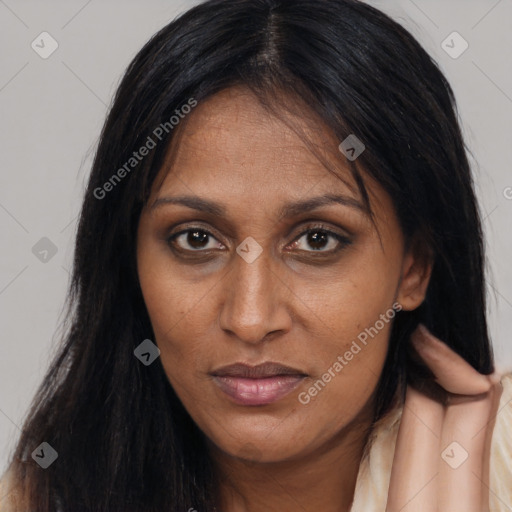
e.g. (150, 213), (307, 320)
(136, 86), (431, 463)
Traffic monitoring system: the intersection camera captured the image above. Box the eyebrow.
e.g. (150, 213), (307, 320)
(149, 193), (368, 219)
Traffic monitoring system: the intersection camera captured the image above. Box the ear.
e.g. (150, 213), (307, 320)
(396, 235), (434, 311)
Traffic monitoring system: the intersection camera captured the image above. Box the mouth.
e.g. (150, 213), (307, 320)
(209, 362), (307, 406)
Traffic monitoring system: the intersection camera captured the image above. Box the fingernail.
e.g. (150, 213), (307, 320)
(488, 371), (502, 386)
(418, 324), (443, 346)
(417, 323), (430, 337)
(411, 323), (429, 345)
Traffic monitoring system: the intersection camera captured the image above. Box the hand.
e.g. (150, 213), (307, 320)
(385, 324), (503, 512)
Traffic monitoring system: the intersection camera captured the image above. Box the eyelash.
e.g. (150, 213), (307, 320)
(166, 223), (352, 257)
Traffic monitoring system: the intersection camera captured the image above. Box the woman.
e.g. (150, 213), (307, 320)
(1, 0), (511, 510)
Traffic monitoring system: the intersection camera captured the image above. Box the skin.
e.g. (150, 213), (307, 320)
(387, 326), (502, 512)
(136, 86), (501, 511)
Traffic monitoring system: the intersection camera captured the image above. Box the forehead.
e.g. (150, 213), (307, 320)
(154, 86), (358, 197)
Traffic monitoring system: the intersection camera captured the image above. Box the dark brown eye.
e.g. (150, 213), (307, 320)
(306, 230), (329, 250)
(168, 229), (222, 251)
(289, 227), (351, 253)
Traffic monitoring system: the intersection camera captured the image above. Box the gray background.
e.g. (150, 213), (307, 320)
(0, 0), (511, 475)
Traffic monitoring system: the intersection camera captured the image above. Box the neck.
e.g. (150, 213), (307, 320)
(209, 412), (373, 512)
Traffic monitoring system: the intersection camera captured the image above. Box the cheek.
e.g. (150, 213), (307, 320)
(140, 276), (207, 359)
(140, 284), (210, 408)
(294, 252), (399, 398)
(296, 289), (395, 435)
(295, 247), (399, 344)
(137, 264), (223, 402)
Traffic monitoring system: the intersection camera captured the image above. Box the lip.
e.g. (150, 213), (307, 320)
(210, 361), (307, 379)
(209, 362), (307, 406)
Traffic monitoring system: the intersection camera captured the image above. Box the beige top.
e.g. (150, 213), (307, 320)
(1, 373), (511, 511)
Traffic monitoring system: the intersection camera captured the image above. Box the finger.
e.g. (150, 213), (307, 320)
(411, 324), (493, 395)
(438, 379), (503, 512)
(386, 384), (444, 512)
(480, 378), (502, 512)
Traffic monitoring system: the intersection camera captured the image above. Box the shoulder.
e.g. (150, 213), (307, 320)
(0, 465), (31, 512)
(489, 372), (512, 511)
(0, 467), (19, 512)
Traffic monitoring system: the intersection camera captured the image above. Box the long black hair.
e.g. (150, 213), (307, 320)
(3, 1), (494, 510)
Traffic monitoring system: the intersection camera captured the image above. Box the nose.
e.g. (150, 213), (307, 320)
(218, 245), (292, 345)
